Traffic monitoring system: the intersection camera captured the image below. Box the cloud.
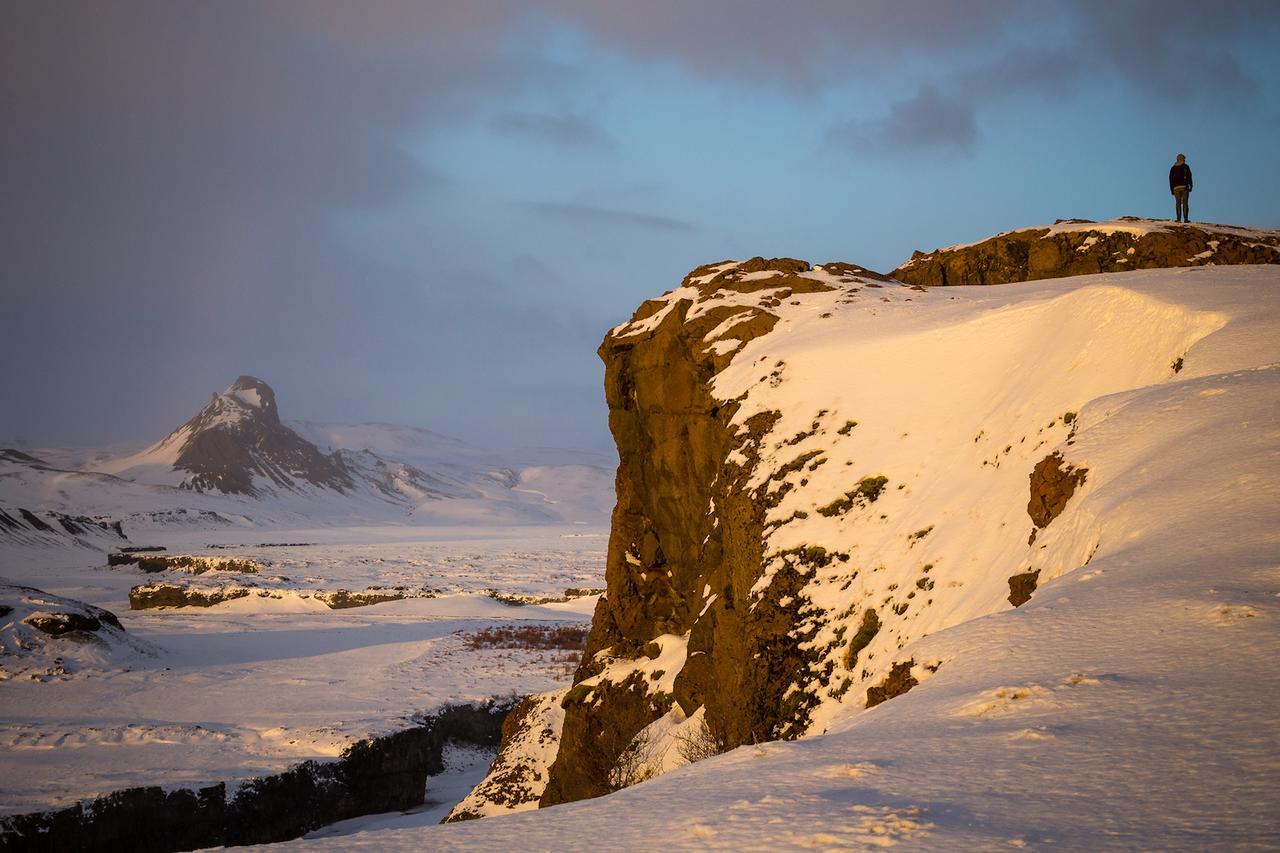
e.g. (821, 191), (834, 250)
(827, 86), (979, 157)
(2, 1), (1277, 447)
(0, 3), (546, 443)
(544, 1), (1278, 103)
(525, 202), (698, 233)
(540, 0), (1027, 90)
(491, 111), (617, 150)
(1073, 0), (1273, 103)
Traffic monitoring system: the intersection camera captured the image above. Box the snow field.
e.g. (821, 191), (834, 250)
(0, 527), (606, 816)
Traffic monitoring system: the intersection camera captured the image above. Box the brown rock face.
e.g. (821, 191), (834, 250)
(539, 259), (857, 807)
(865, 660), (918, 708)
(893, 219), (1280, 287)
(1027, 453), (1088, 530)
(1007, 570), (1041, 607)
(129, 583), (252, 609)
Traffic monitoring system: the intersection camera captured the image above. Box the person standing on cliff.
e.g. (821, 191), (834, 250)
(1169, 153), (1193, 222)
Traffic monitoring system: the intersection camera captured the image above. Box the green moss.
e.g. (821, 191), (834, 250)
(778, 545), (837, 569)
(649, 692), (676, 714)
(856, 476), (889, 502)
(908, 525), (934, 542)
(564, 683), (595, 705)
(816, 475), (889, 517)
(843, 609), (881, 670)
(775, 450), (824, 478)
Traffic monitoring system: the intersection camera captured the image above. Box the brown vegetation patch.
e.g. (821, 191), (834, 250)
(843, 609), (880, 670)
(465, 624), (589, 652)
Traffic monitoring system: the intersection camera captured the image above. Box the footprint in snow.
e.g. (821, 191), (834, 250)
(823, 761), (878, 779)
(1209, 603), (1259, 625)
(959, 685), (1054, 717)
(1007, 727), (1057, 742)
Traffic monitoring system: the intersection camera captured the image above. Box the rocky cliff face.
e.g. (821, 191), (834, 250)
(462, 222), (1274, 816)
(893, 218), (1279, 286)
(540, 258), (847, 804)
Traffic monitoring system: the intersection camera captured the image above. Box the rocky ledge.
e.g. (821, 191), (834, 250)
(893, 218), (1279, 286)
(127, 581), (438, 610)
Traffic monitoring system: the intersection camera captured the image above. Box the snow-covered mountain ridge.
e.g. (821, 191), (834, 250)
(2, 377), (615, 534)
(430, 222), (1280, 848)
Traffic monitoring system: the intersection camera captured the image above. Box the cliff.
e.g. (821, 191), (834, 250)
(454, 224), (1280, 830)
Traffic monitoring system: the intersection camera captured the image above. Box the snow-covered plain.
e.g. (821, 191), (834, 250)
(272, 264), (1279, 850)
(1, 385), (618, 824)
(0, 526), (605, 816)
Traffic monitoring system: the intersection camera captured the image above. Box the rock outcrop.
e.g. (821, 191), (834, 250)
(445, 691), (566, 821)
(127, 581), (436, 610)
(0, 584), (153, 682)
(462, 223), (1271, 818)
(540, 259), (866, 805)
(1027, 452), (1088, 533)
(110, 553), (263, 573)
(893, 218), (1280, 286)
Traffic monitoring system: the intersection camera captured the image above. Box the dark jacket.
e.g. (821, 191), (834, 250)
(1170, 162), (1193, 192)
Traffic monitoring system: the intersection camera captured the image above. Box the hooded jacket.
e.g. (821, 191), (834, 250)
(1170, 162), (1193, 192)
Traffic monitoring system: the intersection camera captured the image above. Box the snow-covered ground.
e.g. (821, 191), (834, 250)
(269, 264), (1278, 849)
(0, 526), (605, 816)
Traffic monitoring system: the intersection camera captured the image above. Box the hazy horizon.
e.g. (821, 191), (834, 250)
(4, 2), (1279, 451)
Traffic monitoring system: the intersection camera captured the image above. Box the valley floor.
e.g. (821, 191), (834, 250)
(0, 526), (605, 816)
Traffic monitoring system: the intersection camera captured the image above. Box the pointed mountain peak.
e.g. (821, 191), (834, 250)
(223, 375), (277, 415)
(145, 376), (351, 496)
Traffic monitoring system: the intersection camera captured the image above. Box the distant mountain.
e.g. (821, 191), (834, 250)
(91, 376), (353, 496)
(2, 376), (616, 536)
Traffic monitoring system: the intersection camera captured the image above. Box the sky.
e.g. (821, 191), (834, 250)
(3, 1), (1279, 452)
